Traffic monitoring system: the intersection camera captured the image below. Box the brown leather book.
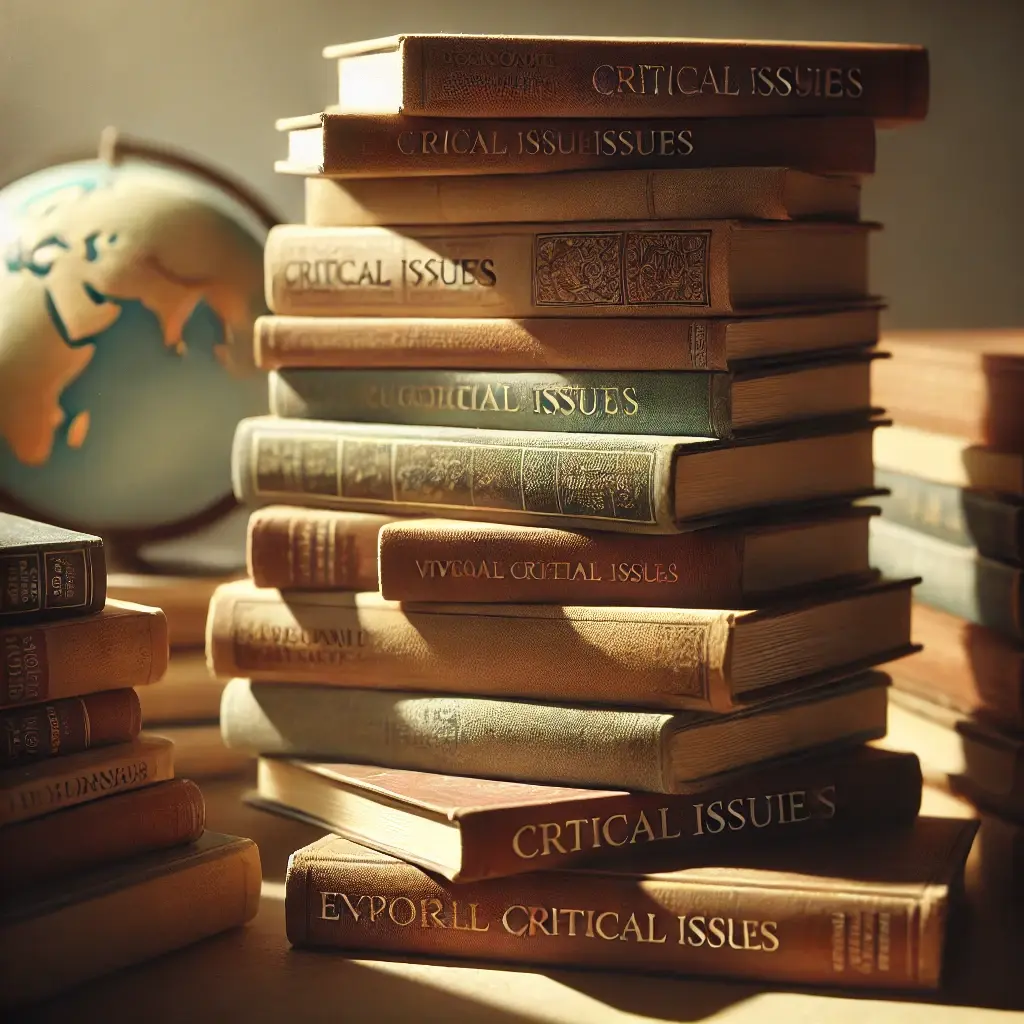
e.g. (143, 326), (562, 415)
(0, 734), (174, 826)
(253, 305), (881, 373)
(1, 778), (205, 888)
(324, 35), (928, 122)
(0, 598), (167, 709)
(889, 603), (1024, 729)
(285, 817), (975, 991)
(247, 506), (398, 591)
(872, 331), (1024, 450)
(255, 747), (922, 883)
(377, 510), (874, 606)
(0, 689), (141, 768)
(208, 578), (914, 712)
(136, 650), (225, 724)
(304, 168), (862, 226)
(106, 573), (236, 648)
(278, 113), (876, 177)
(0, 832), (260, 1008)
(265, 221), (872, 318)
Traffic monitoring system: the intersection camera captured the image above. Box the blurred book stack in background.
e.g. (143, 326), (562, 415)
(0, 512), (259, 1008)
(872, 332), (1024, 834)
(205, 32), (980, 989)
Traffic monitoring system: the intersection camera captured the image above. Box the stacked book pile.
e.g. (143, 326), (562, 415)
(107, 572), (250, 779)
(871, 331), (1024, 827)
(209, 33), (978, 990)
(0, 513), (259, 1008)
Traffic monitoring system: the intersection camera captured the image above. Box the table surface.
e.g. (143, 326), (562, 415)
(20, 774), (1024, 1024)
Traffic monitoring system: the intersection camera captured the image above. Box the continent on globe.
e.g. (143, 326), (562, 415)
(0, 144), (272, 534)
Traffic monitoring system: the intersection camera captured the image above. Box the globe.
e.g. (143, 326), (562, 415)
(0, 138), (271, 538)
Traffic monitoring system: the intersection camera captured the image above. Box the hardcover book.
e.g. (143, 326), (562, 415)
(0, 734), (174, 826)
(265, 220), (872, 318)
(890, 602), (1024, 729)
(231, 417), (880, 534)
(872, 330), (1024, 450)
(285, 817), (974, 991)
(869, 518), (1022, 642)
(376, 510), (875, 606)
(0, 513), (105, 625)
(278, 113), (877, 177)
(0, 598), (168, 709)
(253, 305), (882, 373)
(875, 469), (1024, 564)
(1, 778), (206, 888)
(324, 34), (928, 122)
(266, 357), (875, 439)
(253, 747), (922, 882)
(207, 578), (914, 711)
(304, 167), (863, 226)
(0, 831), (260, 1008)
(220, 672), (892, 792)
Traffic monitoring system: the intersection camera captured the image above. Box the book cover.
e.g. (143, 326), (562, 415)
(285, 817), (975, 991)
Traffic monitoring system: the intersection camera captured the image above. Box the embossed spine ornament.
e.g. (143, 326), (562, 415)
(264, 220), (871, 318)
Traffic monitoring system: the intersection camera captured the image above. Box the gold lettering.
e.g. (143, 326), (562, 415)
(420, 898), (447, 928)
(595, 911), (620, 940)
(629, 810), (656, 844)
(620, 913), (643, 942)
(602, 813), (629, 846)
(540, 821), (568, 856)
(512, 824), (538, 859)
(528, 906), (552, 936)
(389, 897), (417, 926)
(502, 905), (529, 937)
(320, 892), (340, 920)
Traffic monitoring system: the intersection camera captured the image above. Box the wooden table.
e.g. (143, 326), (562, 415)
(21, 776), (1024, 1023)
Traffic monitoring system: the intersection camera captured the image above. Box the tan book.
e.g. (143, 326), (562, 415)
(873, 425), (1024, 496)
(1, 778), (205, 888)
(223, 673), (891, 792)
(254, 305), (881, 373)
(247, 506), (398, 591)
(106, 573), (237, 648)
(137, 651), (226, 724)
(147, 724), (252, 779)
(0, 734), (174, 826)
(0, 598), (167, 709)
(265, 220), (872, 318)
(280, 113), (876, 177)
(207, 578), (914, 712)
(286, 817), (975, 991)
(255, 747), (922, 882)
(0, 831), (260, 1008)
(377, 510), (875, 606)
(304, 168), (862, 226)
(324, 34), (928, 122)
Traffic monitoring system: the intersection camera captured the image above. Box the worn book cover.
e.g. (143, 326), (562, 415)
(285, 816), (974, 991)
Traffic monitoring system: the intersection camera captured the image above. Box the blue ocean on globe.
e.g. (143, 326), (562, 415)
(0, 155), (269, 531)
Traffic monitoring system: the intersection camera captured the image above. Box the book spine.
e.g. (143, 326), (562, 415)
(455, 751), (922, 881)
(231, 417), (680, 534)
(0, 739), (175, 827)
(397, 38), (928, 122)
(207, 585), (730, 711)
(0, 609), (168, 709)
(285, 850), (943, 990)
(315, 115), (876, 176)
(378, 521), (745, 605)
(220, 678), (672, 790)
(269, 368), (732, 438)
(0, 689), (141, 767)
(264, 223), (736, 318)
(247, 506), (393, 590)
(869, 520), (1022, 641)
(2, 778), (205, 887)
(254, 315), (731, 372)
(304, 169), (861, 227)
(0, 540), (106, 625)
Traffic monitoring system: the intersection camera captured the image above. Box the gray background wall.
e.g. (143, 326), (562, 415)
(3, 0), (1021, 328)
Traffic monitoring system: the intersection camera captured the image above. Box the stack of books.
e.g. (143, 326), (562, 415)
(209, 33), (978, 990)
(0, 512), (260, 1008)
(107, 571), (250, 778)
(871, 331), (1024, 824)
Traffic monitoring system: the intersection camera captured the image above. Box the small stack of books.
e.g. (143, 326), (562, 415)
(871, 330), (1024, 823)
(208, 33), (978, 990)
(108, 572), (250, 779)
(0, 512), (260, 1008)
